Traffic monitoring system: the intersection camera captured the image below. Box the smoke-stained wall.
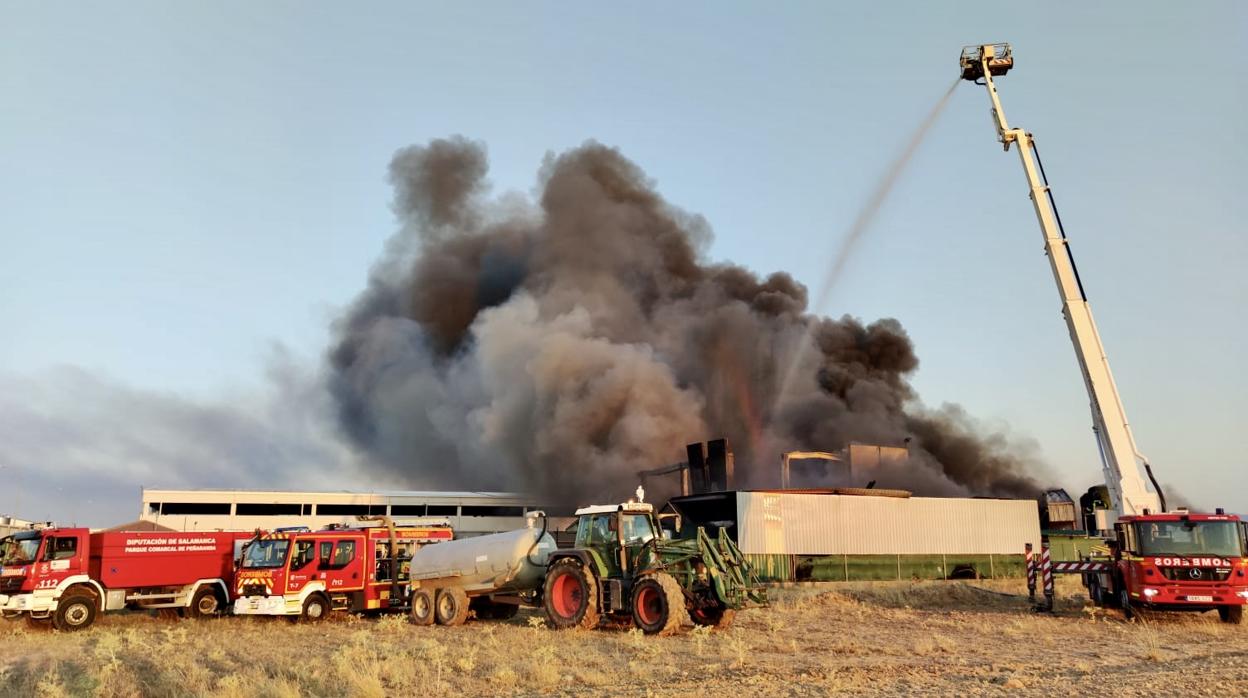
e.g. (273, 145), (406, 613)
(329, 137), (1042, 504)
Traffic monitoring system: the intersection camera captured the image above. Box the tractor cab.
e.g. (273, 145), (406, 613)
(571, 501), (660, 578)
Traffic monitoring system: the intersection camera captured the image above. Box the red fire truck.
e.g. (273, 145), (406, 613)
(232, 523), (452, 620)
(1084, 511), (1248, 623)
(960, 45), (1248, 623)
(0, 527), (253, 631)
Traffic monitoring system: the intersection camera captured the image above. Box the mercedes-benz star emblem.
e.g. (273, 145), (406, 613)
(1188, 568), (1203, 580)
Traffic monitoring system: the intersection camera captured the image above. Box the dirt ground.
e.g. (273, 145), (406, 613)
(2, 577), (1246, 696)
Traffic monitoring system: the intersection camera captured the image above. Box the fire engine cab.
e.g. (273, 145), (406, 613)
(1087, 511), (1248, 622)
(233, 522), (452, 620)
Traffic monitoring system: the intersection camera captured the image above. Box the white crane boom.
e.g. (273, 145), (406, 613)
(959, 44), (1162, 521)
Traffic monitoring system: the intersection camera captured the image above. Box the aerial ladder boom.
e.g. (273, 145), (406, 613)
(959, 44), (1163, 522)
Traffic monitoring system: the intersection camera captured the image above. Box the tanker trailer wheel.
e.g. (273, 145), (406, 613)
(435, 588), (470, 626)
(543, 558), (599, 630)
(1218, 605), (1243, 624)
(301, 593), (330, 622)
(189, 586), (224, 618)
(53, 594), (97, 632)
(630, 573), (690, 636)
(410, 588), (435, 626)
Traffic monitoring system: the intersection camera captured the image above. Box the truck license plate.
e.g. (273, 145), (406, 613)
(1186, 595), (1213, 603)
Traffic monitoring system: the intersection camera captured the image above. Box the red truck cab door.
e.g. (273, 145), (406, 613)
(283, 539), (318, 594)
(315, 538), (363, 594)
(34, 531), (87, 591)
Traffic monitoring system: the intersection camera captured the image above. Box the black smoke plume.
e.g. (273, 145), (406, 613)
(329, 137), (1042, 503)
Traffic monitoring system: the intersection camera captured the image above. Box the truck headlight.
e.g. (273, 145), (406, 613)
(1142, 588), (1159, 598)
(1237, 591), (1248, 599)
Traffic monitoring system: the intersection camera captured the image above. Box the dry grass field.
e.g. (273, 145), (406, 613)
(3, 578), (1246, 696)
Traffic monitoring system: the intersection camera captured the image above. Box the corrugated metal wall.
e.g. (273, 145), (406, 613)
(736, 492), (1039, 555)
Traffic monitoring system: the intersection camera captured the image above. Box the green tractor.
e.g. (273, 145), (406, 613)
(542, 498), (766, 635)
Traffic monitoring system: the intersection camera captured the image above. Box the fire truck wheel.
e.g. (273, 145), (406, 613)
(435, 588), (470, 627)
(1086, 578), (1103, 606)
(301, 594), (330, 622)
(630, 573), (690, 636)
(189, 587), (224, 618)
(1218, 605), (1243, 624)
(1119, 589), (1135, 621)
(53, 595), (97, 632)
(410, 588), (435, 626)
(543, 558), (599, 630)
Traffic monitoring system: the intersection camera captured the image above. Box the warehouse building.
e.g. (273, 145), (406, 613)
(139, 489), (541, 537)
(0, 515), (41, 538)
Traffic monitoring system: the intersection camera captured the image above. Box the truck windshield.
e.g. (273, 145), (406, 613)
(0, 535), (41, 565)
(1135, 521), (1244, 558)
(241, 539), (291, 569)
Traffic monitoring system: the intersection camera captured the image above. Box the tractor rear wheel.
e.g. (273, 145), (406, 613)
(631, 573), (690, 636)
(1218, 605), (1243, 624)
(435, 588), (470, 626)
(410, 588), (435, 626)
(543, 558), (599, 630)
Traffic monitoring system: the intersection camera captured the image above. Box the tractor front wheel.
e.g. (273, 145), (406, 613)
(543, 558), (599, 630)
(691, 602), (736, 630)
(630, 573), (690, 636)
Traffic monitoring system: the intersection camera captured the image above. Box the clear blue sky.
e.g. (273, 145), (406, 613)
(1, 2), (1244, 523)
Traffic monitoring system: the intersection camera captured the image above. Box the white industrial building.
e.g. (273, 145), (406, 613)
(139, 489), (542, 537)
(0, 515), (40, 538)
(734, 491), (1039, 555)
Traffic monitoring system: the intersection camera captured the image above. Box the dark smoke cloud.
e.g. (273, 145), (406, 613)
(329, 137), (1043, 503)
